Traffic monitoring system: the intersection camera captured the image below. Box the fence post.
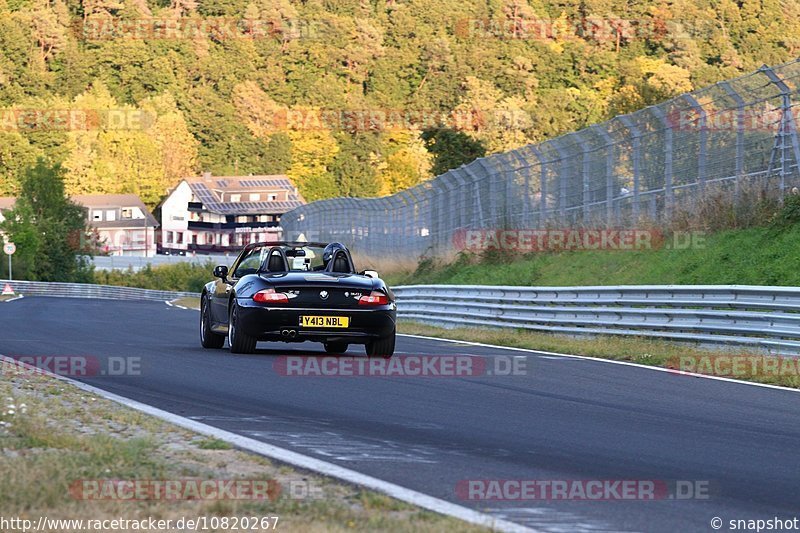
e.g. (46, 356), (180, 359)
(476, 158), (504, 228)
(618, 115), (641, 221)
(649, 106), (674, 222)
(720, 81), (745, 202)
(527, 145), (548, 227)
(575, 131), (593, 222)
(683, 94), (707, 196)
(590, 124), (616, 225)
(462, 164), (486, 228)
(761, 65), (800, 200)
(511, 150), (532, 226)
(551, 139), (570, 223)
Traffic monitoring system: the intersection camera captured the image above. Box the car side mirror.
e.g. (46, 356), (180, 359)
(213, 265), (229, 280)
(362, 270), (379, 279)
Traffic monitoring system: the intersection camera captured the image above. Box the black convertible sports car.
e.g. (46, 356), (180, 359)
(200, 241), (396, 356)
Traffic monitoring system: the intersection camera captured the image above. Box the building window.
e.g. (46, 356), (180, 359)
(249, 193), (260, 201)
(268, 193), (278, 201)
(237, 215), (248, 223)
(92, 211), (103, 221)
(166, 231), (173, 244)
(121, 208), (133, 219)
(176, 232), (183, 244)
(106, 210), (116, 222)
(230, 194), (241, 202)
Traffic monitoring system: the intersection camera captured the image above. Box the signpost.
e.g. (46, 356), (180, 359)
(4, 242), (15, 281)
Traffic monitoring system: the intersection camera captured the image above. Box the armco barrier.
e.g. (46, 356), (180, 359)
(0, 280), (196, 301)
(392, 285), (800, 352)
(4, 280), (799, 352)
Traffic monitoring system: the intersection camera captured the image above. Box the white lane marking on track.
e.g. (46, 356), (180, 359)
(245, 429), (439, 463)
(4, 295), (24, 302)
(398, 333), (800, 394)
(164, 300), (193, 311)
(0, 353), (542, 533)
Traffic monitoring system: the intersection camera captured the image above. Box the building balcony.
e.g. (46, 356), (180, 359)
(187, 220), (280, 231)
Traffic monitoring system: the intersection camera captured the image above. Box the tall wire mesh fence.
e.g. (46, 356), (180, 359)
(280, 59), (800, 258)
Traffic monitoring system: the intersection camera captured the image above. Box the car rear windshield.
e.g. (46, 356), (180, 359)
(233, 245), (327, 277)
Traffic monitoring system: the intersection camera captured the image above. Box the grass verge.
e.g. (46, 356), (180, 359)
(0, 359), (487, 532)
(398, 321), (800, 389)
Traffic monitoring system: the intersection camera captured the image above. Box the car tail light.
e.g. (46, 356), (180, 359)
(358, 291), (389, 306)
(253, 288), (289, 304)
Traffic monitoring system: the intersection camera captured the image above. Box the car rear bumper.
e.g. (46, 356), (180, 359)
(235, 300), (396, 344)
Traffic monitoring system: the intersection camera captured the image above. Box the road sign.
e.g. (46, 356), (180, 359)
(2, 283), (13, 295)
(4, 242), (13, 280)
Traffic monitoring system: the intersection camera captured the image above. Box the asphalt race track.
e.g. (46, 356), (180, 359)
(2, 297), (799, 532)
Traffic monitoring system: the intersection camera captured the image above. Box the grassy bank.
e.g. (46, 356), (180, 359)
(385, 223), (800, 287)
(0, 359), (485, 532)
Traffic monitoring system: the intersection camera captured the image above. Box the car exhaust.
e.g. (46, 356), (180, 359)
(288, 329), (297, 338)
(281, 329), (298, 338)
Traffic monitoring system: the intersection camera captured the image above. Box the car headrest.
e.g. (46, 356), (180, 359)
(331, 251), (352, 273)
(267, 252), (288, 272)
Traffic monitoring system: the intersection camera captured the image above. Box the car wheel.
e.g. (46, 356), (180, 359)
(228, 303), (257, 354)
(200, 295), (225, 349)
(366, 329), (395, 358)
(324, 342), (348, 354)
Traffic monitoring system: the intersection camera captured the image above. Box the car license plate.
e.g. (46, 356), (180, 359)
(300, 316), (349, 328)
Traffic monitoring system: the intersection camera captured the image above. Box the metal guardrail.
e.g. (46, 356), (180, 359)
(392, 285), (800, 352)
(0, 280), (197, 301)
(4, 280), (799, 352)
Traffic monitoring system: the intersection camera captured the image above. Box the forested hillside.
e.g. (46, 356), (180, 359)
(1, 0), (798, 206)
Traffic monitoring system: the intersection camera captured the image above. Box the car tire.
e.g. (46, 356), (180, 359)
(228, 302), (257, 354)
(200, 295), (225, 349)
(324, 342), (348, 354)
(366, 329), (395, 358)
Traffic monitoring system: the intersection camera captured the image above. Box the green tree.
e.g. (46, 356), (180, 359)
(331, 133), (381, 197)
(0, 159), (91, 282)
(421, 128), (486, 176)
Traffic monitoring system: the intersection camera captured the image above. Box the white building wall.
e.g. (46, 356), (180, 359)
(160, 181), (192, 251)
